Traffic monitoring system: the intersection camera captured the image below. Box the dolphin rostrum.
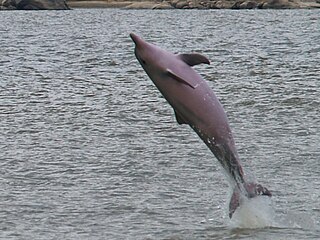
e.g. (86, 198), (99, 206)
(130, 33), (271, 218)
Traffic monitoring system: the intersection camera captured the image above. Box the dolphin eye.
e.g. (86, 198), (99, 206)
(140, 58), (147, 65)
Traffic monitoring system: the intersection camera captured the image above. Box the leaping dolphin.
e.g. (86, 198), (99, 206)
(130, 33), (271, 218)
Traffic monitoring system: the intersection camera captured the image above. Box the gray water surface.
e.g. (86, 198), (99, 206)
(1, 9), (320, 239)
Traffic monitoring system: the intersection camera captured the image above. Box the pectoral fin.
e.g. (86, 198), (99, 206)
(174, 110), (188, 125)
(166, 69), (195, 89)
(177, 53), (210, 66)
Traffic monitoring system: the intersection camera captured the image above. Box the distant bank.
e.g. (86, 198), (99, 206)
(1, 0), (319, 10)
(67, 0), (320, 9)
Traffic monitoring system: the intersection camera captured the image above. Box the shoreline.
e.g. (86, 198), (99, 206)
(67, 0), (320, 9)
(1, 0), (319, 10)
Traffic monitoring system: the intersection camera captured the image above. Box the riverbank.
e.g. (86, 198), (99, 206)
(67, 0), (320, 9)
(1, 0), (319, 10)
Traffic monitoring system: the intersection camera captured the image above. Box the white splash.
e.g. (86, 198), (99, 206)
(229, 196), (275, 229)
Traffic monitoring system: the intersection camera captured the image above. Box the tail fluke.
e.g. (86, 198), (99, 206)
(229, 182), (272, 218)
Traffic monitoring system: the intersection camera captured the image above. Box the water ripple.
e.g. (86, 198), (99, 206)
(1, 9), (319, 239)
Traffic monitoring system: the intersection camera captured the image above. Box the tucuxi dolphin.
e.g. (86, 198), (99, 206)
(130, 33), (271, 218)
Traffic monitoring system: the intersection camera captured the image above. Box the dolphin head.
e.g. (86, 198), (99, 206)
(130, 32), (206, 94)
(130, 33), (166, 75)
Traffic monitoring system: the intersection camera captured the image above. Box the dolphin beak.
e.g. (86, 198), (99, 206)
(130, 33), (140, 46)
(130, 33), (149, 50)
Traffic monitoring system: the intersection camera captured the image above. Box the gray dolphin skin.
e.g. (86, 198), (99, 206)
(130, 33), (271, 218)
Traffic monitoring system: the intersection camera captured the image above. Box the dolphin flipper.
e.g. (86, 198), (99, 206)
(174, 110), (188, 125)
(166, 69), (196, 89)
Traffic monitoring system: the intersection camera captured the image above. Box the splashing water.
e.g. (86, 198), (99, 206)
(229, 196), (275, 229)
(224, 191), (317, 232)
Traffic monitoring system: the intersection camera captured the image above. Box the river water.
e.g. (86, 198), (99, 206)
(1, 9), (319, 239)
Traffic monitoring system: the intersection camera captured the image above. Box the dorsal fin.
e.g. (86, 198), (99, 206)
(174, 110), (188, 125)
(166, 69), (195, 89)
(177, 53), (210, 66)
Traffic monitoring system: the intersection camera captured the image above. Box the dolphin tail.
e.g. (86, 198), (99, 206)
(229, 182), (272, 218)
